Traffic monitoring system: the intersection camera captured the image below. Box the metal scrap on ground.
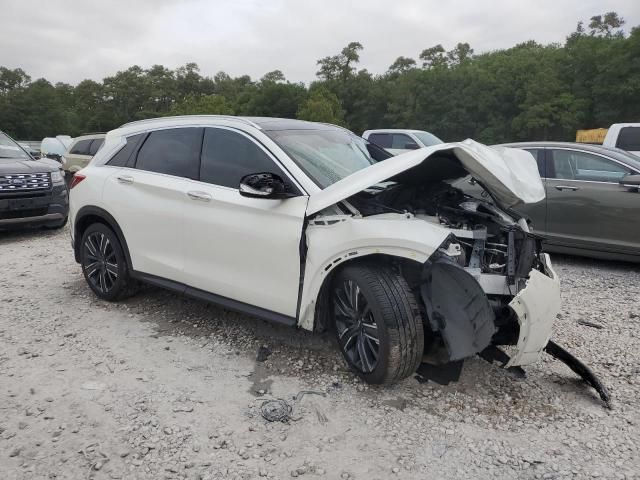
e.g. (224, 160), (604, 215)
(260, 390), (327, 423)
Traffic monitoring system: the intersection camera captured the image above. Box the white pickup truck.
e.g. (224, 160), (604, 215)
(603, 123), (640, 156)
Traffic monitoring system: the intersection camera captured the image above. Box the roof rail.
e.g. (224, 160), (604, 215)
(120, 115), (262, 130)
(79, 132), (106, 136)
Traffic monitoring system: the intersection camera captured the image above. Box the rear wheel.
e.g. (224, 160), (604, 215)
(80, 223), (137, 301)
(332, 264), (424, 384)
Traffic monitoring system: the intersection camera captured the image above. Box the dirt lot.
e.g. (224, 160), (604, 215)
(1, 226), (639, 480)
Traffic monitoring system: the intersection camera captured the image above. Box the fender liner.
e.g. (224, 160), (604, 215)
(73, 206), (132, 269)
(421, 252), (496, 361)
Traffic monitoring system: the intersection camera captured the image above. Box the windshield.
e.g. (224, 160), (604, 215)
(413, 131), (444, 147)
(0, 132), (31, 159)
(267, 129), (377, 188)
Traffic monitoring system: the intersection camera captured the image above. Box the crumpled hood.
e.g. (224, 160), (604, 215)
(306, 139), (545, 215)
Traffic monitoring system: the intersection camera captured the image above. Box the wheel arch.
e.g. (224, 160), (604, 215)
(300, 249), (427, 332)
(74, 206), (132, 269)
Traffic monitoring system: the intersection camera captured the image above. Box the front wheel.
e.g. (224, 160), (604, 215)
(332, 264), (424, 384)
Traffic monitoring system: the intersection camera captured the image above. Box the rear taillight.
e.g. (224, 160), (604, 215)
(69, 173), (86, 189)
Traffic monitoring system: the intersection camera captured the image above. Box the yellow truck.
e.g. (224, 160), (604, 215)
(576, 128), (608, 144)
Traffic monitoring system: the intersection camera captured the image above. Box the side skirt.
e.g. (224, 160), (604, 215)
(131, 271), (297, 328)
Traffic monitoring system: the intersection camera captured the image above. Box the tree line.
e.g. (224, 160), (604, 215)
(0, 12), (637, 143)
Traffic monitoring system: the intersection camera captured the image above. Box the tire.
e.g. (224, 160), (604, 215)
(80, 223), (137, 301)
(332, 264), (424, 384)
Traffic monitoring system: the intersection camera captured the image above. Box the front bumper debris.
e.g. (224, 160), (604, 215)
(506, 253), (560, 367)
(544, 340), (612, 409)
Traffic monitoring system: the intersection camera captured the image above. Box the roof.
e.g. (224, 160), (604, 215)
(243, 117), (339, 131)
(119, 115), (339, 132)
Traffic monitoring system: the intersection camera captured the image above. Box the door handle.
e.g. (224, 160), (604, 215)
(116, 175), (134, 184)
(555, 185), (579, 191)
(187, 191), (212, 202)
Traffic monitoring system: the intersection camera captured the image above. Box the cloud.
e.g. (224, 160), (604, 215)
(2, 0), (638, 84)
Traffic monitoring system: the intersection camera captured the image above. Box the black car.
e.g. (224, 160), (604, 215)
(0, 130), (68, 230)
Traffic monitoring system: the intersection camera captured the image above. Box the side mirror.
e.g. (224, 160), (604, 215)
(620, 174), (640, 189)
(239, 172), (296, 199)
(404, 142), (420, 150)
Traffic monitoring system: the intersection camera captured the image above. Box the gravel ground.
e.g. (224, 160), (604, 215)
(0, 226), (639, 480)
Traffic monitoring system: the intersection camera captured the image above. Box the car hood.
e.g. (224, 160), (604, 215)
(0, 158), (59, 174)
(306, 139), (545, 215)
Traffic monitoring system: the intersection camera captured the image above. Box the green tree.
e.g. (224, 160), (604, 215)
(297, 88), (345, 125)
(0, 67), (30, 94)
(447, 42), (474, 66)
(387, 56), (417, 75)
(419, 44), (448, 69)
(316, 42), (363, 81)
(588, 12), (625, 37)
(170, 94), (234, 115)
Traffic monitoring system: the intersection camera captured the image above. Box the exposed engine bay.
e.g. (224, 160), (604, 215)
(349, 179), (544, 289)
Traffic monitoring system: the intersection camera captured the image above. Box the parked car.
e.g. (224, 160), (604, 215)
(461, 142), (640, 262)
(602, 123), (640, 156)
(63, 133), (105, 177)
(362, 129), (443, 155)
(70, 116), (559, 384)
(18, 141), (41, 158)
(41, 135), (73, 163)
(0, 130), (68, 230)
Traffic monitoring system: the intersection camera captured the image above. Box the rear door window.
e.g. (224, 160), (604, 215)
(200, 127), (286, 188)
(615, 127), (640, 151)
(70, 139), (92, 155)
(549, 149), (631, 182)
(134, 128), (202, 179)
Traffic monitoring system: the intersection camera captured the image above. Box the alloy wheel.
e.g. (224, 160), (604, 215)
(334, 279), (380, 373)
(83, 231), (119, 294)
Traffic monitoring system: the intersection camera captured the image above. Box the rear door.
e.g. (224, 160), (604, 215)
(545, 148), (639, 253)
(102, 127), (203, 282)
(182, 126), (308, 318)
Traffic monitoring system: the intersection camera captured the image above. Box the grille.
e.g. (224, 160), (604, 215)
(0, 173), (51, 193)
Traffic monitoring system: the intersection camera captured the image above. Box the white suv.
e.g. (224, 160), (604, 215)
(69, 116), (560, 384)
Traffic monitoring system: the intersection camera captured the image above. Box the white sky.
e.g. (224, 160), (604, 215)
(2, 0), (639, 85)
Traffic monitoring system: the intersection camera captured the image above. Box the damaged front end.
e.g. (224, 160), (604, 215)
(305, 140), (610, 406)
(348, 179), (610, 407)
(350, 179), (560, 368)
(420, 231), (559, 368)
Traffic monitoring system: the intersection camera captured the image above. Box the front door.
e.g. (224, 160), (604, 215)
(182, 126), (308, 319)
